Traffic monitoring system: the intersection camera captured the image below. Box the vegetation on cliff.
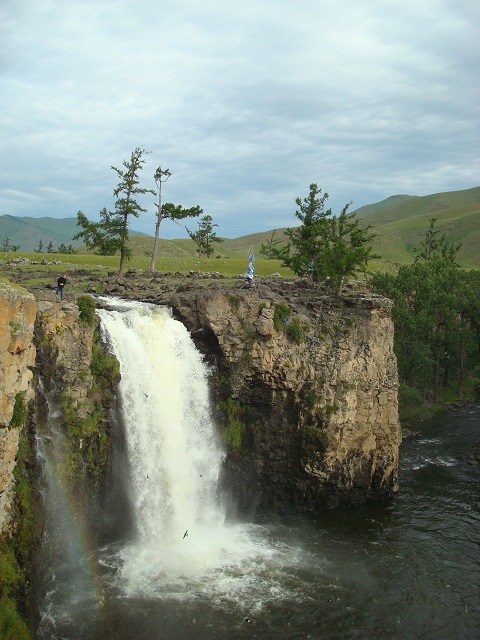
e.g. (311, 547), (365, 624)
(60, 325), (119, 486)
(0, 403), (34, 640)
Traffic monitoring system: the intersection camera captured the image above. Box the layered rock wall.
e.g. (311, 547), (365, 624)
(0, 280), (36, 532)
(1, 270), (402, 519)
(209, 287), (399, 510)
(114, 276), (401, 512)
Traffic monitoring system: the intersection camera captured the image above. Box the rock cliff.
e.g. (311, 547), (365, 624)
(102, 274), (401, 512)
(1, 269), (401, 519)
(33, 293), (118, 499)
(0, 280), (36, 532)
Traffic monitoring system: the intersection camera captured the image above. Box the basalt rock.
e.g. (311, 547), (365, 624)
(1, 269), (402, 517)
(112, 275), (401, 512)
(0, 281), (36, 533)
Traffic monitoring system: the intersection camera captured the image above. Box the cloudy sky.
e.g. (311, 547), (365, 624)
(1, 0), (479, 239)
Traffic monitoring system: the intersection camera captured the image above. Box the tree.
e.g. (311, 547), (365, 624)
(74, 147), (154, 273)
(260, 230), (282, 259)
(74, 208), (121, 255)
(273, 183), (330, 278)
(34, 240), (44, 253)
(57, 243), (78, 254)
(273, 183), (378, 286)
(47, 241), (55, 253)
(0, 237), (19, 252)
(148, 165), (202, 272)
(414, 217), (461, 264)
(149, 165), (171, 271)
(321, 202), (379, 286)
(372, 257), (480, 402)
(111, 147), (155, 275)
(186, 214), (223, 257)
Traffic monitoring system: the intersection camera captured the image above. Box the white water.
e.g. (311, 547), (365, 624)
(97, 299), (298, 600)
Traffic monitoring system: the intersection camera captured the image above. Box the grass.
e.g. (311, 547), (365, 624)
(0, 251), (294, 279)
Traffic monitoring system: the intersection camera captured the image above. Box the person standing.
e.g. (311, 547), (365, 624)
(56, 274), (67, 300)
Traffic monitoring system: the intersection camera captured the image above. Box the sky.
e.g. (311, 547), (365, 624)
(1, 0), (479, 239)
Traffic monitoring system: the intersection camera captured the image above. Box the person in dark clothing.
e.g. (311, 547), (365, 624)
(56, 274), (67, 300)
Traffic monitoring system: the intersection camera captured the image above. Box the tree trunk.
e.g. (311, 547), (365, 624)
(433, 357), (440, 403)
(118, 212), (128, 275)
(457, 339), (466, 397)
(149, 216), (161, 272)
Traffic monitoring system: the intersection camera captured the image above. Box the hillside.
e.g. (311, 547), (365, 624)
(353, 187), (480, 267)
(1, 186), (479, 268)
(0, 215), (147, 252)
(353, 186), (480, 226)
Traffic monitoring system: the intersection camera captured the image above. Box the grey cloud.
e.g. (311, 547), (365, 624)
(0, 0), (478, 239)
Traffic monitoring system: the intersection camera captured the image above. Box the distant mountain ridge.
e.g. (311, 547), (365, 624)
(1, 186), (479, 267)
(0, 215), (147, 252)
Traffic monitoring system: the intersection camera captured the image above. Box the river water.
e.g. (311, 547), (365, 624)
(35, 300), (480, 640)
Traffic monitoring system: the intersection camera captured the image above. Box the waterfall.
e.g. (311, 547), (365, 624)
(97, 298), (235, 590)
(35, 297), (304, 637)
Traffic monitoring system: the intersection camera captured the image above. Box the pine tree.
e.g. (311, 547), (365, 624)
(186, 215), (223, 257)
(74, 148), (154, 273)
(273, 184), (378, 286)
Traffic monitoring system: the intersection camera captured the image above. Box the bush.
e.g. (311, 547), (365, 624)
(90, 331), (120, 392)
(274, 303), (291, 331)
(8, 394), (26, 430)
(217, 398), (246, 450)
(77, 295), (96, 326)
(286, 318), (303, 344)
(0, 597), (30, 640)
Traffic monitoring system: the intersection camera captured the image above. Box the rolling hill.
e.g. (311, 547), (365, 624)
(354, 186), (480, 267)
(1, 186), (479, 268)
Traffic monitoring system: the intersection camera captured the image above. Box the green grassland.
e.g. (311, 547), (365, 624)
(1, 186), (479, 271)
(0, 247), (293, 281)
(348, 186), (480, 267)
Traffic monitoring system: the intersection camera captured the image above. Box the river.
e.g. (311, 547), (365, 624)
(35, 300), (480, 640)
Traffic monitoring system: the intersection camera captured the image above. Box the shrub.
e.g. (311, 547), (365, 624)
(0, 596), (30, 640)
(8, 394), (26, 430)
(286, 318), (303, 344)
(273, 303), (291, 331)
(77, 295), (96, 326)
(217, 398), (246, 449)
(229, 294), (240, 314)
(90, 331), (120, 392)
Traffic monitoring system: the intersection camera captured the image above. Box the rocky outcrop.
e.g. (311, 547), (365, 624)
(0, 280), (36, 532)
(174, 284), (400, 511)
(1, 267), (402, 517)
(33, 294), (118, 495)
(103, 274), (401, 512)
(34, 298), (95, 410)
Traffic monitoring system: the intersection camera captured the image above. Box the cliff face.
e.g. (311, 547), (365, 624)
(0, 287), (117, 534)
(34, 298), (95, 410)
(33, 294), (118, 500)
(154, 279), (401, 511)
(101, 272), (401, 510)
(1, 272), (401, 520)
(0, 281), (36, 532)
